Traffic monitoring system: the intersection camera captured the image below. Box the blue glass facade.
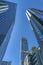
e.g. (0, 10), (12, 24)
(20, 38), (28, 65)
(26, 8), (43, 49)
(0, 61), (11, 65)
(0, 1), (17, 60)
(26, 8), (43, 65)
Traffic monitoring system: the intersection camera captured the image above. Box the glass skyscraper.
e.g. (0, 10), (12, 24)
(0, 1), (17, 60)
(26, 8), (43, 65)
(20, 38), (28, 65)
(24, 47), (42, 65)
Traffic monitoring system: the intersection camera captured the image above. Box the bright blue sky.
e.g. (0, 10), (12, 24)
(3, 0), (43, 65)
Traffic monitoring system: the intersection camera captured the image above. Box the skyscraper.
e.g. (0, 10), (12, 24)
(26, 8), (43, 65)
(32, 47), (42, 65)
(24, 47), (42, 65)
(0, 1), (17, 60)
(24, 52), (32, 65)
(20, 38), (28, 65)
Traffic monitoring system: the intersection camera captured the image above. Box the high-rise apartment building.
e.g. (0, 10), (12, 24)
(26, 8), (43, 64)
(24, 47), (42, 65)
(24, 52), (32, 65)
(0, 1), (17, 60)
(20, 38), (28, 65)
(26, 8), (43, 48)
(32, 47), (42, 65)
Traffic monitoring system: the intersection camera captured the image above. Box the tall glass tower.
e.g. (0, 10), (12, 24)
(0, 1), (17, 60)
(20, 38), (28, 65)
(26, 8), (43, 64)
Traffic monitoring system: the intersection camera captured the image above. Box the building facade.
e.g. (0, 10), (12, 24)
(24, 53), (32, 65)
(32, 47), (42, 65)
(0, 1), (17, 60)
(24, 47), (42, 65)
(26, 8), (43, 65)
(0, 61), (11, 65)
(0, 2), (9, 13)
(20, 38), (28, 65)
